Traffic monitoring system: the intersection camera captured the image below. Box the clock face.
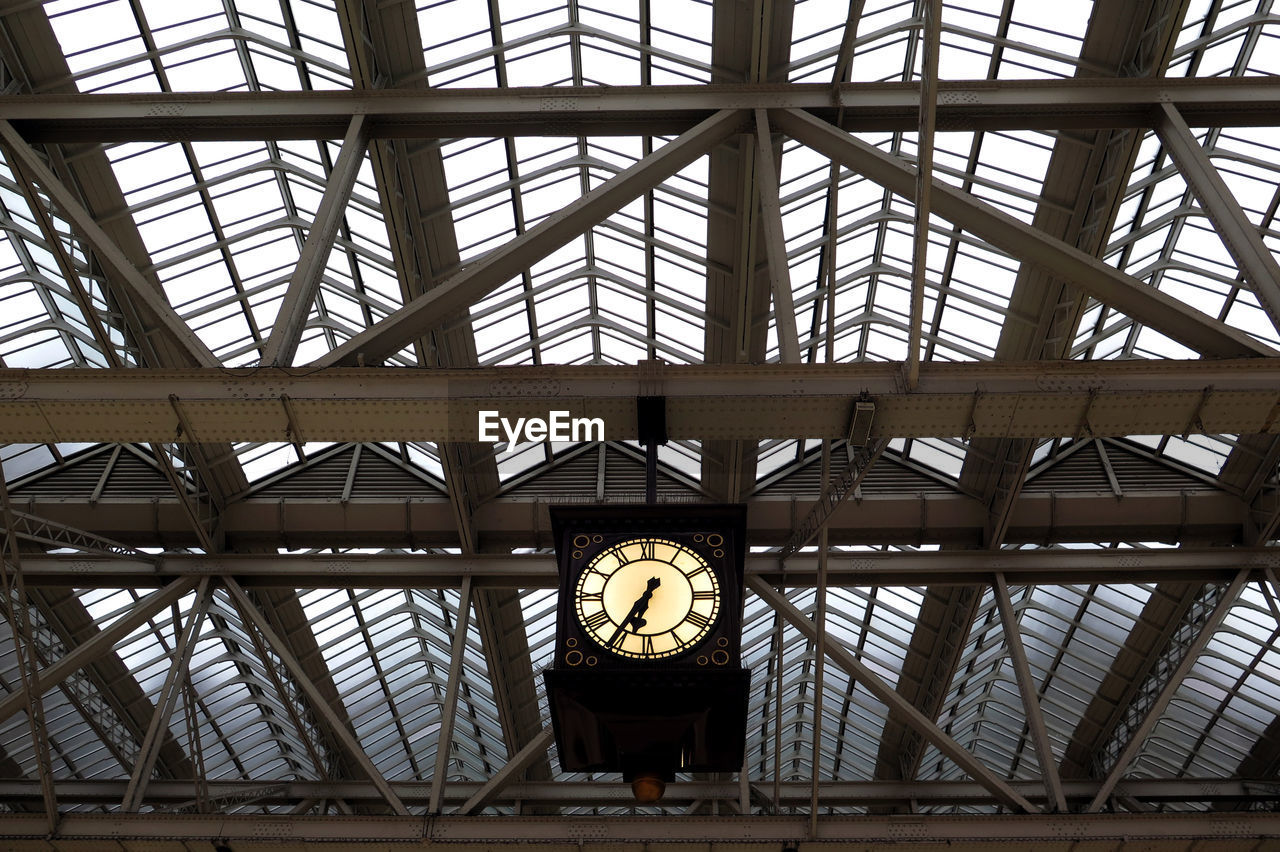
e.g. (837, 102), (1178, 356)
(573, 536), (721, 660)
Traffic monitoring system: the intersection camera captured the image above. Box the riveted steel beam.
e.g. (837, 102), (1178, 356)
(15, 546), (1279, 588)
(1, 360), (1277, 443)
(7, 78), (1280, 141)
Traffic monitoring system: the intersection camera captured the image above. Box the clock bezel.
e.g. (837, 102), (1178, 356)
(549, 503), (747, 672)
(571, 533), (723, 660)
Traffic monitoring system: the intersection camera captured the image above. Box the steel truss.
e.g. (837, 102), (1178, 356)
(0, 811), (1276, 844)
(1, 359), (1278, 444)
(0, 777), (1274, 811)
(15, 547), (1280, 588)
(5, 78), (1280, 142)
(3, 550), (1274, 824)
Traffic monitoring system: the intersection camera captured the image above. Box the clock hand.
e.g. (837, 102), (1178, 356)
(606, 577), (661, 648)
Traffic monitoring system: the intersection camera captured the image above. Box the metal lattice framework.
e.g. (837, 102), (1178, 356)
(0, 0), (1278, 848)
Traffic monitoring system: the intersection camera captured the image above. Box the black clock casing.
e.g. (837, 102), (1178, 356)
(549, 503), (746, 670)
(544, 504), (750, 777)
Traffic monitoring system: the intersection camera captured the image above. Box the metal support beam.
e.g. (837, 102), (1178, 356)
(1, 811), (1278, 844)
(782, 438), (886, 555)
(261, 114), (370, 366)
(0, 508), (151, 559)
(0, 475), (56, 830)
(4, 359), (1280, 444)
(993, 572), (1068, 813)
(429, 575), (474, 814)
(907, 0), (942, 390)
(314, 108), (746, 367)
(458, 726), (554, 815)
(770, 107), (1275, 359)
(10, 79), (1280, 141)
(1086, 568), (1250, 812)
(11, 487), (1268, 558)
(0, 776), (1276, 810)
(0, 120), (218, 367)
(224, 577), (409, 816)
(752, 109), (800, 363)
(18, 547), (1278, 589)
(0, 576), (200, 725)
(747, 575), (1037, 813)
(1155, 102), (1280, 335)
(121, 578), (212, 812)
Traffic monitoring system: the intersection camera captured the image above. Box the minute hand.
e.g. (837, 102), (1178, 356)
(607, 577), (661, 648)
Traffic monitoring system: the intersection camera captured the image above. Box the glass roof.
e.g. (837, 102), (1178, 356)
(0, 0), (1278, 826)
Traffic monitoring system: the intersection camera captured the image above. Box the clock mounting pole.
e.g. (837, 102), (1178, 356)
(636, 395), (666, 504)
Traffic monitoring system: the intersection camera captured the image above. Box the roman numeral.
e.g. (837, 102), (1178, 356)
(642, 634), (656, 655)
(692, 590), (716, 600)
(579, 591), (603, 603)
(582, 610), (610, 630)
(686, 610), (710, 629)
(638, 539), (655, 560)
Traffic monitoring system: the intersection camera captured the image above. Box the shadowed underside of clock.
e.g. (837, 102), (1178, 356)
(544, 667), (751, 776)
(545, 504), (750, 782)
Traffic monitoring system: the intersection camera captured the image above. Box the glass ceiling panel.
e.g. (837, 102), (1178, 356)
(919, 578), (1150, 795)
(46, 0), (351, 94)
(300, 586), (507, 782)
(1130, 583), (1280, 785)
(0, 153), (123, 370)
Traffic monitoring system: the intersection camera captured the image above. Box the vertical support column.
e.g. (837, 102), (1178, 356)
(429, 575), (475, 814)
(0, 473), (57, 832)
(907, 0), (943, 390)
(754, 109), (801, 364)
(993, 572), (1067, 813)
(637, 395), (667, 505)
(262, 114), (371, 366)
(808, 522), (829, 834)
(122, 577), (213, 812)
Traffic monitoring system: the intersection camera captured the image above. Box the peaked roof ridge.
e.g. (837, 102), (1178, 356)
(245, 442), (447, 500)
(755, 444), (968, 498)
(500, 441), (705, 501)
(9, 443), (171, 498)
(1024, 438), (1223, 494)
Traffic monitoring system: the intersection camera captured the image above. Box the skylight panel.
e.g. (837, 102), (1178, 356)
(1132, 585), (1278, 780)
(579, 36), (641, 85)
(46, 0), (161, 93)
(1088, 123), (1280, 361)
(647, 1), (711, 78)
(421, 0), (501, 86)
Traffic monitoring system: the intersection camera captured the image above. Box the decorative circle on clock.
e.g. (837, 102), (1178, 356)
(573, 535), (721, 660)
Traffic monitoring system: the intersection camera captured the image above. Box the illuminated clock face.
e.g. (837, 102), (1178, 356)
(573, 536), (721, 659)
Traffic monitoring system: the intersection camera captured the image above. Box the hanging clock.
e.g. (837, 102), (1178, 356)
(544, 504), (750, 784)
(550, 505), (746, 670)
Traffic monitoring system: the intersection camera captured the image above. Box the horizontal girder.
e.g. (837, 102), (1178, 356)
(15, 489), (1257, 549)
(0, 812), (1275, 844)
(1, 360), (1278, 443)
(0, 777), (1273, 809)
(5, 78), (1280, 141)
(15, 547), (1279, 588)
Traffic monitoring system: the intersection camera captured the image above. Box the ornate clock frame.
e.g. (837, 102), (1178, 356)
(544, 503), (750, 783)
